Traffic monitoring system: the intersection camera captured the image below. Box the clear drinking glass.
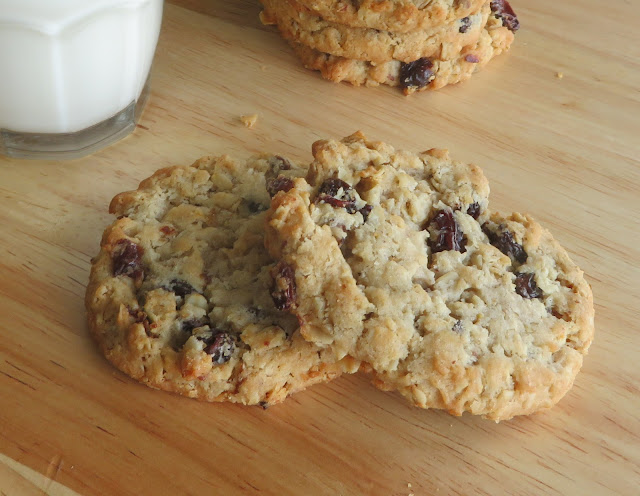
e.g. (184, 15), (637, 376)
(0, 0), (164, 159)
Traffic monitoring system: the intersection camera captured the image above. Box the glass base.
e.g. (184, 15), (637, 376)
(0, 79), (150, 160)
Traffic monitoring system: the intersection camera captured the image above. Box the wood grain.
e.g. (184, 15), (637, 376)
(1, 1), (639, 494)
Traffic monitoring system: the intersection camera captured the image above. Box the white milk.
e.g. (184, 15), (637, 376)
(0, 0), (163, 134)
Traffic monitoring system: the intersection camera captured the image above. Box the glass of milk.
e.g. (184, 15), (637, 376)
(0, 0), (163, 159)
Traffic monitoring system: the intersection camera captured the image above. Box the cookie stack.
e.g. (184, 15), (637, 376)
(86, 133), (594, 421)
(259, 0), (520, 94)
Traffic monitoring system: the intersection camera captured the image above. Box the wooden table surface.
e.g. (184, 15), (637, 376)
(1, 1), (639, 494)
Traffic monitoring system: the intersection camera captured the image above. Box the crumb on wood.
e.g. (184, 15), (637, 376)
(556, 72), (564, 79)
(240, 114), (259, 129)
(258, 11), (275, 26)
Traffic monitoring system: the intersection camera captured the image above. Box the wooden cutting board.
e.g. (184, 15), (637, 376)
(1, 1), (639, 494)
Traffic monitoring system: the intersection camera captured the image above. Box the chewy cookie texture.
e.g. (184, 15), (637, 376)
(86, 132), (594, 422)
(296, 0), (489, 33)
(265, 132), (595, 421)
(260, 0), (491, 64)
(85, 154), (359, 406)
(260, 0), (520, 94)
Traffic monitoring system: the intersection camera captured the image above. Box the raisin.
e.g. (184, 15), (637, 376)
(204, 332), (236, 364)
(271, 155), (292, 172)
(267, 176), (295, 197)
(266, 155), (295, 197)
(464, 54), (480, 64)
(181, 317), (209, 333)
(459, 16), (471, 33)
(429, 210), (466, 253)
(316, 178), (357, 213)
(168, 279), (197, 298)
(359, 204), (373, 222)
(484, 226), (527, 264)
(400, 58), (435, 90)
(514, 272), (542, 299)
(452, 320), (464, 333)
(490, 0), (520, 32)
(466, 202), (481, 219)
(112, 239), (144, 280)
(318, 178), (350, 197)
(270, 262), (297, 311)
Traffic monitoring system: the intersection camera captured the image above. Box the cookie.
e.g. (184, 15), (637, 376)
(289, 10), (515, 94)
(368, 211), (595, 421)
(265, 132), (491, 360)
(295, 0), (488, 33)
(85, 154), (359, 406)
(260, 0), (490, 64)
(265, 133), (594, 421)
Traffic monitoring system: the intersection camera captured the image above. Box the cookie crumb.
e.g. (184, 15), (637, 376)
(259, 10), (275, 25)
(408, 483), (412, 488)
(556, 72), (564, 79)
(240, 114), (259, 129)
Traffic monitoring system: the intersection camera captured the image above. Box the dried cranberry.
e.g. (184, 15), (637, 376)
(429, 210), (466, 253)
(514, 272), (542, 299)
(204, 332), (236, 364)
(484, 226), (527, 264)
(181, 317), (209, 333)
(359, 204), (373, 222)
(400, 58), (435, 90)
(270, 262), (297, 311)
(466, 202), (481, 219)
(459, 17), (471, 33)
(316, 178), (357, 213)
(490, 0), (520, 32)
(112, 239), (144, 279)
(267, 176), (295, 197)
(160, 225), (176, 236)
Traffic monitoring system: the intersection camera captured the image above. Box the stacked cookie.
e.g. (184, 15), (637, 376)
(259, 0), (520, 94)
(86, 133), (594, 421)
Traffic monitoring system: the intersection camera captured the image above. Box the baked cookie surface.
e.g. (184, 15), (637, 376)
(371, 211), (595, 421)
(85, 154), (358, 406)
(265, 132), (491, 359)
(289, 9), (514, 94)
(295, 0), (487, 33)
(265, 133), (594, 421)
(260, 0), (490, 64)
